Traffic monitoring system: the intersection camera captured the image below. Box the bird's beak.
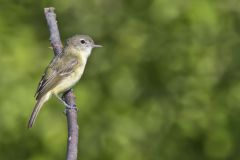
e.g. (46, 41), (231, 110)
(92, 44), (103, 48)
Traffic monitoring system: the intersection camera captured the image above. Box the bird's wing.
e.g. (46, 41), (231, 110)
(35, 54), (79, 100)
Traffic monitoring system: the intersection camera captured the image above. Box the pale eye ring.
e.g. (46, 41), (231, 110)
(80, 40), (86, 44)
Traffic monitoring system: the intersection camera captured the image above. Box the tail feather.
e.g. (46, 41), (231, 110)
(28, 95), (48, 128)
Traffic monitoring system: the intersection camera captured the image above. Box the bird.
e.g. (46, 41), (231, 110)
(28, 35), (102, 128)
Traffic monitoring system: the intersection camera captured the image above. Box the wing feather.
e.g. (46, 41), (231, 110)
(35, 54), (79, 100)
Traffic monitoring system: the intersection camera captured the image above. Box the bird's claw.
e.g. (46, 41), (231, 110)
(63, 104), (78, 114)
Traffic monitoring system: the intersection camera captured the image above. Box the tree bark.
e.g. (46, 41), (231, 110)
(44, 7), (79, 160)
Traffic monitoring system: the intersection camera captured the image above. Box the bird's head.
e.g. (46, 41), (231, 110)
(65, 35), (102, 58)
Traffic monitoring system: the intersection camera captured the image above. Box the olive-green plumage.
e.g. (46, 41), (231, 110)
(28, 35), (102, 128)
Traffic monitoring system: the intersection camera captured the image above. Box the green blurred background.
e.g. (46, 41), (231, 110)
(1, 0), (240, 159)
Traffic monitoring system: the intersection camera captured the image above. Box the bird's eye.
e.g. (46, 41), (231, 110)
(80, 40), (86, 44)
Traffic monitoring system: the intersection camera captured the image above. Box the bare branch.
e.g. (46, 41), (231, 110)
(44, 7), (62, 56)
(44, 7), (79, 160)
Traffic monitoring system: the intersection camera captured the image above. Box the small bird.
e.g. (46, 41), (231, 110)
(28, 35), (102, 128)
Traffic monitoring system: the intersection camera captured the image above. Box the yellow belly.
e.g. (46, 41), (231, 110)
(51, 67), (84, 95)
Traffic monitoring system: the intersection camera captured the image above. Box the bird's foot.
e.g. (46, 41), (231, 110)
(66, 104), (78, 110)
(63, 104), (79, 114)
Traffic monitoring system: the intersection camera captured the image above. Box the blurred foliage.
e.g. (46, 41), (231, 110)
(1, 0), (240, 159)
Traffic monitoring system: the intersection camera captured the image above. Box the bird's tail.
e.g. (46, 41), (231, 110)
(28, 95), (49, 128)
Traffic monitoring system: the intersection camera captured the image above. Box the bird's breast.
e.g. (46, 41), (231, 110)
(52, 65), (85, 95)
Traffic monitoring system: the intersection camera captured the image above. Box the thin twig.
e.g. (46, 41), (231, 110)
(44, 7), (79, 160)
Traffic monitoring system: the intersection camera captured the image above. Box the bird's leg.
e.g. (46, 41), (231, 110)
(55, 94), (73, 109)
(55, 94), (78, 114)
(62, 89), (79, 114)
